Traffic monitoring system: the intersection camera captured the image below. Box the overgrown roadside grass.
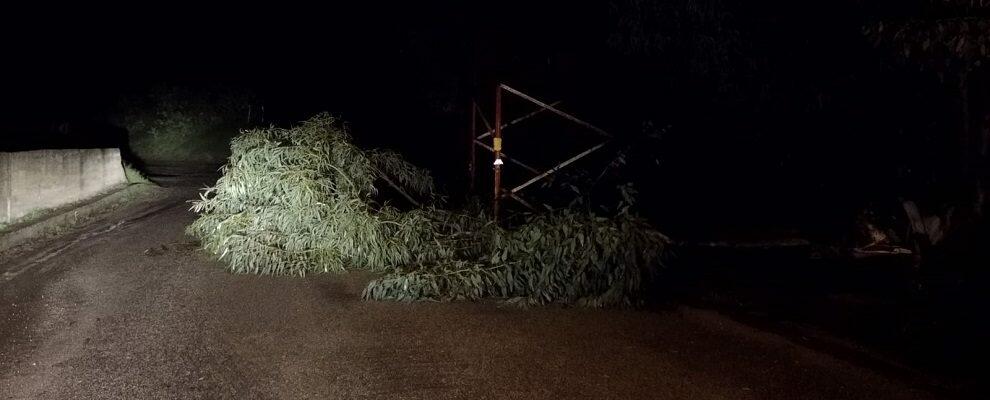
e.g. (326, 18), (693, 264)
(0, 208), (49, 232)
(123, 163), (154, 185)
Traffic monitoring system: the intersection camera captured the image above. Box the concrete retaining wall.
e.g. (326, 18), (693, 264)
(1, 149), (127, 223)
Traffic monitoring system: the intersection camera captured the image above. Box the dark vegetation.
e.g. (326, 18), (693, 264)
(109, 85), (259, 164)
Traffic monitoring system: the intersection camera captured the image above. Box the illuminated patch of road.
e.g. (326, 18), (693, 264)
(0, 202), (179, 283)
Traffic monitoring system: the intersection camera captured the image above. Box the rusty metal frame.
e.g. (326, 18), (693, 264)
(469, 84), (612, 221)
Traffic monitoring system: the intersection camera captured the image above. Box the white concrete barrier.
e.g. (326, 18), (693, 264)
(0, 149), (127, 223)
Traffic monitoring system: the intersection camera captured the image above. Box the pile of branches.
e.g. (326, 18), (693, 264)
(188, 114), (670, 306)
(364, 210), (669, 307)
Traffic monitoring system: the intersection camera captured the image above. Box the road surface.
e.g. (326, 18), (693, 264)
(0, 172), (940, 399)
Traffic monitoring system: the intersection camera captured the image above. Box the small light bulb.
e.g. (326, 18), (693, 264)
(493, 158), (504, 166)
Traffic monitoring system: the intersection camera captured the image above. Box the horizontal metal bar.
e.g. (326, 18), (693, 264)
(476, 100), (562, 140)
(473, 140), (540, 173)
(500, 84), (612, 138)
(510, 141), (608, 194)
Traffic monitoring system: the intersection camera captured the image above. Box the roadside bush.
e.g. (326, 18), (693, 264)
(188, 113), (670, 306)
(122, 163), (154, 185)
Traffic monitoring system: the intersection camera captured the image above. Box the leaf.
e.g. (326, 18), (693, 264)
(190, 113), (671, 307)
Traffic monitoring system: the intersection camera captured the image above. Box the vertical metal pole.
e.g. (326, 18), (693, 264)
(493, 85), (503, 222)
(469, 101), (477, 193)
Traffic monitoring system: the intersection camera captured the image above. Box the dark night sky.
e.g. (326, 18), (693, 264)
(1, 2), (592, 117)
(1, 1), (983, 238)
(4, 5), (408, 120)
(1, 2), (612, 186)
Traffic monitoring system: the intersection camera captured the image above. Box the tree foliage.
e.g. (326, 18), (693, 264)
(188, 114), (670, 306)
(364, 209), (669, 307)
(607, 0), (751, 97)
(112, 85), (258, 163)
(187, 114), (447, 274)
(864, 3), (989, 77)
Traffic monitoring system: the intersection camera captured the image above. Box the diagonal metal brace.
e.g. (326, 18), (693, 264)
(506, 192), (536, 210)
(476, 100), (562, 140)
(473, 140), (540, 173)
(500, 84), (612, 138)
(510, 141), (608, 194)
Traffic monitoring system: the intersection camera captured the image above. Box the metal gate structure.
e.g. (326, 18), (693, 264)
(469, 84), (614, 221)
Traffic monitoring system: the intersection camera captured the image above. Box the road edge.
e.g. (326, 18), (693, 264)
(0, 183), (159, 253)
(675, 306), (963, 398)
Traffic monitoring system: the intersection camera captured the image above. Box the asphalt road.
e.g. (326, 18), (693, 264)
(0, 174), (941, 399)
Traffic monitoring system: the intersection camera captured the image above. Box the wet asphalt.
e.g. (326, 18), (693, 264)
(0, 173), (941, 399)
